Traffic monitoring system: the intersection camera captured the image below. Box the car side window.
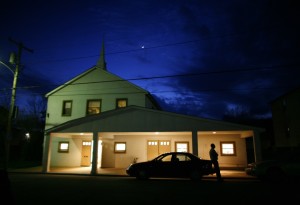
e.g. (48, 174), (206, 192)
(178, 154), (191, 161)
(161, 155), (172, 162)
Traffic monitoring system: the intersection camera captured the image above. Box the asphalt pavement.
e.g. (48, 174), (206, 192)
(7, 166), (256, 180)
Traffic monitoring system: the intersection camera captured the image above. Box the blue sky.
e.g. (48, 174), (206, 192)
(1, 0), (299, 120)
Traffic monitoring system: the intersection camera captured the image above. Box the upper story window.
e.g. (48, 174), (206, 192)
(116, 98), (128, 109)
(87, 99), (101, 115)
(62, 100), (72, 116)
(220, 141), (236, 156)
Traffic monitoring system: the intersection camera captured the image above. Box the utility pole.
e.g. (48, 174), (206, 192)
(4, 38), (33, 170)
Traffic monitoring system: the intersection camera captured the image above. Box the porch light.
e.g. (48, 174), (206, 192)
(25, 132), (30, 140)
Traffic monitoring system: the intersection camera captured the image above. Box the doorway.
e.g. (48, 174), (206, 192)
(147, 140), (171, 160)
(81, 141), (92, 166)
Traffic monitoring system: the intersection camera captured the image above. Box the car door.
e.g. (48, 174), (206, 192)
(150, 154), (174, 178)
(173, 153), (193, 177)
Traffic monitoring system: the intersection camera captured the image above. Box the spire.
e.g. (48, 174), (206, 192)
(96, 40), (107, 70)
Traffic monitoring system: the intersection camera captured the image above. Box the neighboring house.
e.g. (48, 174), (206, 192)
(270, 87), (300, 151)
(42, 44), (265, 175)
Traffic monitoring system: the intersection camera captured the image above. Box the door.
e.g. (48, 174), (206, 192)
(81, 141), (92, 166)
(147, 140), (171, 160)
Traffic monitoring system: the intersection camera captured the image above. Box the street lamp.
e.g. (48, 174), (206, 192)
(0, 61), (14, 75)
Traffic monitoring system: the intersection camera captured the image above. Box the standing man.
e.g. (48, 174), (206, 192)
(209, 143), (223, 182)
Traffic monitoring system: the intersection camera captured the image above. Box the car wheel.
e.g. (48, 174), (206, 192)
(136, 170), (149, 180)
(190, 170), (202, 181)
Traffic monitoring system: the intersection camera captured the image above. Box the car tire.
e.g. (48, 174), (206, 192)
(190, 170), (202, 181)
(136, 170), (149, 180)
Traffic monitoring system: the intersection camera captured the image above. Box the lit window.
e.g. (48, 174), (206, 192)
(82, 141), (92, 146)
(148, 141), (157, 146)
(62, 101), (72, 116)
(58, 141), (69, 153)
(220, 142), (236, 156)
(87, 100), (101, 115)
(116, 99), (127, 108)
(160, 141), (169, 146)
(175, 142), (189, 152)
(114, 142), (126, 153)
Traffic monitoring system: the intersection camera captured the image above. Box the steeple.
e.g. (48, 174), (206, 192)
(96, 40), (107, 70)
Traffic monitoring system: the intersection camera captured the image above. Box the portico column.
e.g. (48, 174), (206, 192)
(42, 133), (52, 173)
(91, 132), (99, 175)
(192, 130), (198, 156)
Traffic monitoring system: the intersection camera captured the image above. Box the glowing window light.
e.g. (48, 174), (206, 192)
(115, 142), (126, 153)
(176, 143), (188, 152)
(221, 142), (235, 155)
(83, 141), (92, 146)
(58, 142), (69, 153)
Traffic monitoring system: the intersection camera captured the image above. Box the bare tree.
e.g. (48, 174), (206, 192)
(24, 96), (47, 120)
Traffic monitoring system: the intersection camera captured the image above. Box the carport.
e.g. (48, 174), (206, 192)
(42, 106), (264, 175)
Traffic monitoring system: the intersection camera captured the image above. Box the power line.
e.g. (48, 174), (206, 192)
(13, 62), (300, 90)
(1, 63), (299, 98)
(0, 84), (296, 99)
(0, 63), (299, 95)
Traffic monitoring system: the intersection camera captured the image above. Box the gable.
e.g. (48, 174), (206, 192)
(45, 66), (149, 97)
(269, 86), (300, 105)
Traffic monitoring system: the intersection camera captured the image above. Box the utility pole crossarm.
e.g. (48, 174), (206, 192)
(8, 37), (34, 54)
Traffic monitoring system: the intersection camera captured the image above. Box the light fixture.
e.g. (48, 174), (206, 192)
(25, 132), (30, 140)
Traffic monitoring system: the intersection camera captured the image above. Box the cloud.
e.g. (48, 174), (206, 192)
(153, 0), (300, 119)
(1, 0), (299, 120)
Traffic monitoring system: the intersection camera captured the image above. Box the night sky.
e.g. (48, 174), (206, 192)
(0, 0), (299, 120)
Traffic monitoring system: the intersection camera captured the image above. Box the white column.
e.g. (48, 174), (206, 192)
(42, 133), (52, 173)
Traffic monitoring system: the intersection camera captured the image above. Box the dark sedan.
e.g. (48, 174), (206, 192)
(245, 155), (300, 182)
(126, 152), (215, 180)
